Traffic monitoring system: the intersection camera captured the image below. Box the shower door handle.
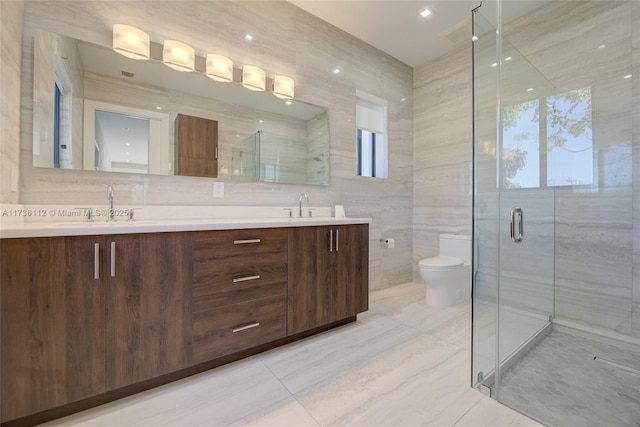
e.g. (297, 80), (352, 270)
(510, 207), (524, 243)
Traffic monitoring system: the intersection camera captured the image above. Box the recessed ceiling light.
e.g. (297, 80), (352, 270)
(285, 100), (292, 105)
(419, 8), (432, 17)
(491, 62), (497, 67)
(156, 106), (162, 110)
(125, 143), (131, 147)
(471, 35), (478, 42)
(624, 74), (632, 79)
(505, 56), (512, 61)
(598, 44), (606, 49)
(259, 119), (264, 123)
(333, 68), (341, 74)
(526, 88), (534, 92)
(401, 97), (406, 102)
(123, 127), (130, 131)
(244, 34), (253, 41)
(125, 151), (130, 155)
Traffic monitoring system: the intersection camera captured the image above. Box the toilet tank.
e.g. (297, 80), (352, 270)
(439, 234), (471, 264)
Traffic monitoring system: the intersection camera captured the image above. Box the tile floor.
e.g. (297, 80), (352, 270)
(42, 282), (541, 427)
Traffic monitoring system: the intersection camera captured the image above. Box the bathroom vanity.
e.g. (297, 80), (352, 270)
(0, 217), (369, 426)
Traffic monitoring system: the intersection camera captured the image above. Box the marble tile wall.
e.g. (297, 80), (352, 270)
(412, 44), (473, 282)
(0, 0), (24, 205)
(13, 0), (414, 289)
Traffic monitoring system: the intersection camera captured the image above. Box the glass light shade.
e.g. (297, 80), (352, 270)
(206, 54), (233, 82)
(112, 24), (150, 60)
(242, 65), (266, 91)
(163, 40), (195, 72)
(272, 75), (295, 99)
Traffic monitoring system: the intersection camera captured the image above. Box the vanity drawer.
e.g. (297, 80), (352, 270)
(193, 251), (287, 311)
(192, 228), (287, 259)
(192, 294), (287, 363)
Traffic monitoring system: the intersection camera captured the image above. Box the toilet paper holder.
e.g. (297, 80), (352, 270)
(380, 238), (395, 248)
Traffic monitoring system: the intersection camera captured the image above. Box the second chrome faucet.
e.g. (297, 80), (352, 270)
(298, 193), (309, 218)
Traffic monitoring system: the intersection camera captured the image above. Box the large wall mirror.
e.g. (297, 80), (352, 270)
(32, 29), (330, 185)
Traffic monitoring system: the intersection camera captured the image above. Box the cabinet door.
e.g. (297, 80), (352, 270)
(335, 224), (369, 314)
(1, 236), (106, 422)
(105, 232), (190, 390)
(288, 225), (369, 336)
(288, 226), (333, 335)
(175, 113), (218, 178)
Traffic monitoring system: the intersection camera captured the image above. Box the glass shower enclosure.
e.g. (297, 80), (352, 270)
(472, 1), (638, 425)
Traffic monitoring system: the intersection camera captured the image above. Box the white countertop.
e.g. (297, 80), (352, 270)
(0, 205), (372, 239)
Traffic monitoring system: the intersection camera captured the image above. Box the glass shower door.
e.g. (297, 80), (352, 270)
(472, 6), (555, 399)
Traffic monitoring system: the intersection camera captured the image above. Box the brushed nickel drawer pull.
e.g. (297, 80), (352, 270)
(94, 243), (100, 279)
(233, 275), (261, 283)
(234, 239), (261, 245)
(232, 322), (260, 333)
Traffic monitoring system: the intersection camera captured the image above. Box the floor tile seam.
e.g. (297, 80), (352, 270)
(254, 354), (323, 427)
(212, 357), (301, 427)
(449, 393), (487, 426)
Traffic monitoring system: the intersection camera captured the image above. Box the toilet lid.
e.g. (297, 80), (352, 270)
(419, 255), (464, 270)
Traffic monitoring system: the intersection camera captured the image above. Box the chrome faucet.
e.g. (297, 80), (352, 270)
(107, 185), (115, 222)
(298, 193), (309, 218)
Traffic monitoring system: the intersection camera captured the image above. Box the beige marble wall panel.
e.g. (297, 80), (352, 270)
(17, 1), (413, 289)
(554, 187), (633, 334)
(0, 0), (24, 205)
(413, 43), (472, 281)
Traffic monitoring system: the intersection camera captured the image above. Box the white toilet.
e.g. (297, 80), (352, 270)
(419, 234), (472, 307)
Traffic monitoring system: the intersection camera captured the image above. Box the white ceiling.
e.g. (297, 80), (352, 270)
(288, 1), (548, 68)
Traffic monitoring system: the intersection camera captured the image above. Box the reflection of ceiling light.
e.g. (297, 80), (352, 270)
(242, 65), (266, 91)
(112, 24), (150, 60)
(163, 40), (195, 72)
(401, 97), (406, 102)
(259, 119), (264, 123)
(206, 54), (234, 82)
(624, 74), (632, 79)
(126, 143), (131, 146)
(156, 106), (162, 110)
(472, 35), (478, 42)
(333, 68), (341, 74)
(491, 63), (497, 67)
(126, 151), (130, 155)
(505, 56), (512, 61)
(598, 44), (606, 49)
(272, 75), (295, 99)
(285, 100), (292, 105)
(419, 8), (432, 17)
(244, 34), (253, 41)
(526, 88), (534, 92)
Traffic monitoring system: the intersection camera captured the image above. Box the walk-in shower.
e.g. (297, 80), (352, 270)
(472, 1), (639, 425)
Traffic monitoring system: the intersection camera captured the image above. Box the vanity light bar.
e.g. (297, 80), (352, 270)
(112, 24), (294, 99)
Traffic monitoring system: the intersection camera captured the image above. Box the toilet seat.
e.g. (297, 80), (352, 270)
(419, 255), (464, 270)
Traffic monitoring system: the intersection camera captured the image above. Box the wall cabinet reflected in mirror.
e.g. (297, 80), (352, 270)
(31, 29), (330, 186)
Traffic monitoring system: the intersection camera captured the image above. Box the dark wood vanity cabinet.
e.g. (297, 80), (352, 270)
(0, 224), (368, 425)
(0, 233), (190, 422)
(0, 236), (106, 422)
(174, 113), (218, 178)
(287, 224), (369, 335)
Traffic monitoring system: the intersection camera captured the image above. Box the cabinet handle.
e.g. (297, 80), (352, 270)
(110, 241), (116, 277)
(329, 229), (333, 252)
(232, 322), (260, 333)
(94, 243), (100, 279)
(234, 239), (261, 245)
(232, 275), (260, 283)
(336, 229), (340, 252)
